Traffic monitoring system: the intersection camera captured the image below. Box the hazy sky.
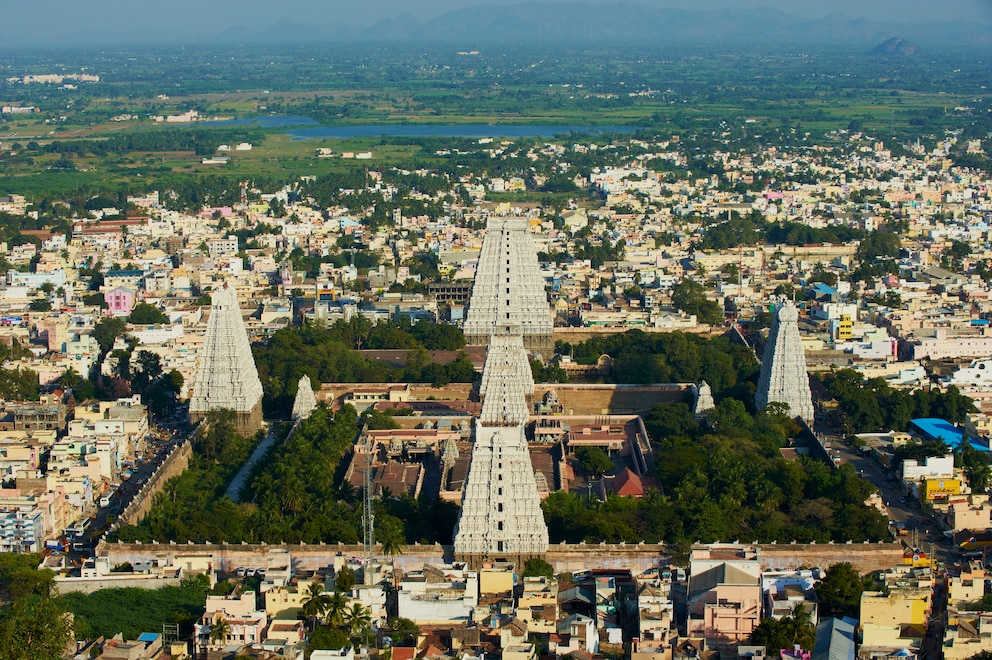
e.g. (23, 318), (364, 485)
(3, 0), (991, 44)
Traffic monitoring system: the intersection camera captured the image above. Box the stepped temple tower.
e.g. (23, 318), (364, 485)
(291, 375), (317, 421)
(692, 380), (715, 422)
(189, 283), (264, 435)
(755, 302), (814, 424)
(463, 217), (553, 355)
(454, 326), (549, 568)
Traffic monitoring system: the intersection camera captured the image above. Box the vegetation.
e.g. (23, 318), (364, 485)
(542, 400), (889, 544)
(557, 330), (758, 393)
(814, 562), (877, 619)
(60, 576), (211, 640)
(823, 369), (975, 433)
(749, 605), (815, 656)
(0, 553), (71, 660)
(113, 404), (458, 546)
(670, 279), (724, 326)
(254, 318), (475, 417)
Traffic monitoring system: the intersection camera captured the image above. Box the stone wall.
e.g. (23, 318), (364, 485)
(553, 326), (715, 345)
(97, 542), (448, 574)
(55, 575), (184, 595)
(533, 384), (690, 415)
(96, 540), (902, 576)
(112, 440), (193, 530)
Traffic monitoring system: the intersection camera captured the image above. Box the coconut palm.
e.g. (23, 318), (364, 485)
(301, 581), (332, 630)
(343, 602), (372, 639)
(209, 614), (232, 648)
(378, 526), (404, 559)
(326, 591), (349, 627)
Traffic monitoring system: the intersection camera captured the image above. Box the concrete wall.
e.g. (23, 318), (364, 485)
(96, 541), (903, 577)
(112, 440), (193, 529)
(55, 575), (184, 594)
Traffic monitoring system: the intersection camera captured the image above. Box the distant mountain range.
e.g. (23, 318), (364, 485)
(231, 2), (991, 47)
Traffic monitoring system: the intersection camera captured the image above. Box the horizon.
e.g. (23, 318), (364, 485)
(1, 0), (990, 49)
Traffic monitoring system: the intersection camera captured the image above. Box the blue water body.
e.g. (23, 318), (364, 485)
(202, 115), (320, 128)
(286, 124), (640, 139)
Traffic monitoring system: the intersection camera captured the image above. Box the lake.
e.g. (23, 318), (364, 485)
(200, 115), (639, 138)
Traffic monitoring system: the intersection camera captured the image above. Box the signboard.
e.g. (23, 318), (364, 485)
(924, 477), (960, 499)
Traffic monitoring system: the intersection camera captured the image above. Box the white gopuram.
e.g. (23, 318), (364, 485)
(692, 380), (716, 422)
(291, 375), (318, 421)
(454, 327), (549, 568)
(463, 217), (553, 354)
(755, 302), (815, 424)
(189, 283), (264, 435)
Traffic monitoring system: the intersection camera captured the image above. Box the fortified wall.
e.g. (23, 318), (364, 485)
(533, 384), (689, 415)
(97, 540), (903, 576)
(112, 440), (193, 529)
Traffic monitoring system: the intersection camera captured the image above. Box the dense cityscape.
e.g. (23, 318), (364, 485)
(0, 8), (991, 660)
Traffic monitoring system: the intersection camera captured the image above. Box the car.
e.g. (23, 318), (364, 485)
(246, 568), (256, 577)
(256, 567), (266, 576)
(235, 567), (247, 577)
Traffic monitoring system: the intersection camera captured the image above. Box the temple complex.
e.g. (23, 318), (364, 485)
(462, 217), (554, 355)
(189, 283), (264, 435)
(755, 302), (815, 424)
(453, 326), (549, 568)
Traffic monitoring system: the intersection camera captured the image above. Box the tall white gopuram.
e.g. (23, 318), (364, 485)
(454, 327), (549, 568)
(463, 217), (553, 354)
(291, 375), (317, 421)
(189, 283), (264, 435)
(755, 302), (815, 423)
(692, 380), (715, 422)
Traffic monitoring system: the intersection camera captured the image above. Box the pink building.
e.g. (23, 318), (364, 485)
(687, 545), (762, 646)
(104, 286), (136, 317)
(194, 591), (267, 653)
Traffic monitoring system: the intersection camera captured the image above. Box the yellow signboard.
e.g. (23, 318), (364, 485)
(924, 477), (960, 499)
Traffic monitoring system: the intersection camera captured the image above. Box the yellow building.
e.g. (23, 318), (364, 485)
(837, 314), (853, 341)
(479, 563), (516, 597)
(860, 589), (930, 652)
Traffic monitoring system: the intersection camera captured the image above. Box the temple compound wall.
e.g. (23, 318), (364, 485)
(113, 440), (193, 529)
(97, 541), (903, 577)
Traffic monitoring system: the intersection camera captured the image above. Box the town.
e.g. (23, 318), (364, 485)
(0, 31), (991, 660)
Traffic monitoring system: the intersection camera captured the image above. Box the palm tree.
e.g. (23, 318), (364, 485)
(301, 582), (332, 630)
(209, 614), (232, 648)
(379, 526), (404, 559)
(326, 591), (348, 627)
(343, 602), (372, 640)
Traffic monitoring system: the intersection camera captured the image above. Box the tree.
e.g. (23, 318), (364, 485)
(209, 614), (232, 647)
(92, 317), (127, 356)
(749, 605), (815, 655)
(814, 562), (869, 619)
(343, 602), (371, 639)
(28, 298), (51, 312)
(670, 278), (723, 325)
(384, 617), (420, 647)
(308, 625), (350, 652)
(334, 567), (357, 594)
(522, 557), (555, 578)
(0, 596), (73, 660)
(325, 592), (348, 627)
(301, 582), (332, 630)
(575, 446), (613, 476)
(82, 292), (109, 309)
(128, 302), (168, 325)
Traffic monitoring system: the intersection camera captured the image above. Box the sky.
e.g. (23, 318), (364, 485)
(2, 0), (991, 45)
